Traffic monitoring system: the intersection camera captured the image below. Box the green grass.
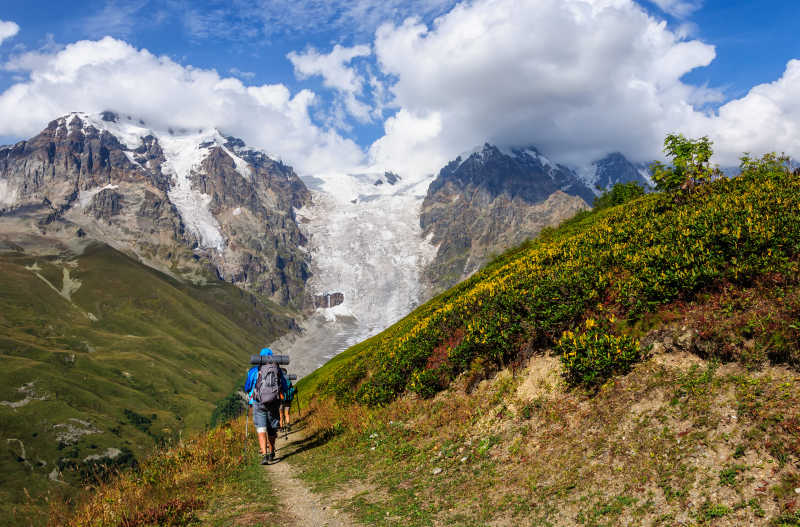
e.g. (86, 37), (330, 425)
(0, 244), (295, 526)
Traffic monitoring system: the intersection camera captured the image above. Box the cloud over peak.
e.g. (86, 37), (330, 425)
(0, 36), (364, 175)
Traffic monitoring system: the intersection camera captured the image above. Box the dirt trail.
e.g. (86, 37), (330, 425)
(265, 426), (359, 527)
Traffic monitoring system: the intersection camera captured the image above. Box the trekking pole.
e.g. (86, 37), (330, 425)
(244, 404), (249, 458)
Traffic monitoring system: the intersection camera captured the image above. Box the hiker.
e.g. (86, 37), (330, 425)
(279, 368), (296, 430)
(246, 348), (288, 464)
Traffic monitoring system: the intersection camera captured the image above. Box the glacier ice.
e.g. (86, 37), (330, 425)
(277, 172), (438, 377)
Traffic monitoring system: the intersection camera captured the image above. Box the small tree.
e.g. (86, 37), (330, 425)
(650, 133), (721, 191)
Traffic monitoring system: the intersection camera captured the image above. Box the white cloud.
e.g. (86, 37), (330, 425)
(0, 20), (20, 46)
(650, 0), (703, 19)
(368, 109), (445, 174)
(289, 44), (371, 93)
(364, 0), (800, 176)
(288, 44), (373, 122)
(694, 59), (800, 166)
(368, 0), (718, 177)
(0, 37), (364, 175)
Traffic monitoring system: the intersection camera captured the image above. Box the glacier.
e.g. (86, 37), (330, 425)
(275, 172), (438, 377)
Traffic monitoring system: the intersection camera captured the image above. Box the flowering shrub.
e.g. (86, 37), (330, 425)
(557, 317), (640, 387)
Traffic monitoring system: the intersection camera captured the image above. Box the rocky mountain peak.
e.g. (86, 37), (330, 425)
(0, 112), (311, 306)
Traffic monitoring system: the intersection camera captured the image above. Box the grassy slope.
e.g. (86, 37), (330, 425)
(0, 244), (294, 526)
(301, 162), (800, 405)
(290, 163), (800, 525)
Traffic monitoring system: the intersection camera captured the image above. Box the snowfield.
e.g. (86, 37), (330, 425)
(280, 172), (438, 376)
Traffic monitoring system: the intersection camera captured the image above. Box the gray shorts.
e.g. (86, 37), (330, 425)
(253, 402), (280, 435)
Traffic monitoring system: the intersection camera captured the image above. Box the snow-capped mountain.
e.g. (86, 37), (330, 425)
(431, 143), (596, 204)
(419, 144), (652, 290)
(0, 115), (662, 375)
(0, 112), (310, 305)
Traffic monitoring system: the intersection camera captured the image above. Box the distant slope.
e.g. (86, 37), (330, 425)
(0, 243), (295, 527)
(303, 157), (800, 405)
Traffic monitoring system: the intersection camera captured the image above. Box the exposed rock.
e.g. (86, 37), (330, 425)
(53, 418), (100, 446)
(420, 144), (655, 293)
(0, 113), (311, 307)
(374, 171), (401, 186)
(87, 188), (123, 221)
(584, 152), (653, 193)
(314, 292), (344, 309)
(675, 329), (697, 351)
(420, 144), (592, 292)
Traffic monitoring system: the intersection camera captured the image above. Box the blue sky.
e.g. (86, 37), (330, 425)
(0, 1), (799, 176)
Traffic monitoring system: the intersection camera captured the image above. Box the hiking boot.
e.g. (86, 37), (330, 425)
(260, 453), (269, 465)
(268, 451), (275, 463)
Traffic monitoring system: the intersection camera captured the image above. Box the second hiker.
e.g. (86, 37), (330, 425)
(279, 368), (296, 431)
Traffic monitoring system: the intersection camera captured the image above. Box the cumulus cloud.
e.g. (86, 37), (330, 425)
(288, 44), (373, 122)
(0, 37), (364, 175)
(0, 20), (20, 46)
(694, 59), (800, 166)
(363, 0), (800, 177)
(368, 0), (717, 177)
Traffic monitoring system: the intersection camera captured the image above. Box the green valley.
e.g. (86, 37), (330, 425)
(0, 243), (295, 526)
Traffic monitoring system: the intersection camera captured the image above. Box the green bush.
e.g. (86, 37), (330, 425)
(556, 316), (640, 387)
(209, 391), (245, 428)
(407, 368), (443, 398)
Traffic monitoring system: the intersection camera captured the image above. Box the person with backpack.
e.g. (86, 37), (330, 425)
(245, 348), (287, 464)
(279, 368), (296, 431)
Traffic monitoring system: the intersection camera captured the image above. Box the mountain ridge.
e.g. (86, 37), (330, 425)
(0, 111), (311, 306)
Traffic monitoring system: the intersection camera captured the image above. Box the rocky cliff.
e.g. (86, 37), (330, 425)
(420, 144), (591, 291)
(0, 112), (310, 306)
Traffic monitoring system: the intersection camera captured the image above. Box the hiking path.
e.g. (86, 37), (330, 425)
(264, 424), (359, 527)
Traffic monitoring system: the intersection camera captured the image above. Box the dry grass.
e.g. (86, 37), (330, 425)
(290, 341), (799, 526)
(49, 418), (275, 527)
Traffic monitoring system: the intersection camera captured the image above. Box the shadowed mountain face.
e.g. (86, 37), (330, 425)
(420, 144), (651, 291)
(0, 112), (310, 306)
(588, 151), (653, 191)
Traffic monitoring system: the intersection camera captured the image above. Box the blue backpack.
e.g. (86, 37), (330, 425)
(285, 382), (297, 403)
(244, 366), (259, 393)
